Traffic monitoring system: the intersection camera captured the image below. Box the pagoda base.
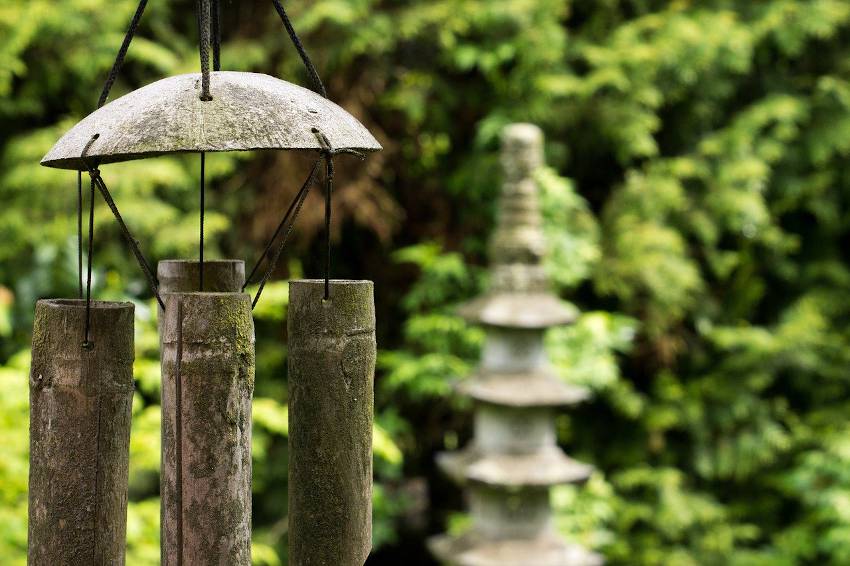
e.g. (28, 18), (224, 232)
(428, 531), (603, 566)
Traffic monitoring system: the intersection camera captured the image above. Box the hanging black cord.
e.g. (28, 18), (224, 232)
(77, 171), (84, 299)
(198, 0), (213, 290)
(323, 155), (334, 300)
(270, 0), (327, 98)
(197, 0), (213, 101)
(80, 136), (164, 310)
(251, 161), (321, 308)
(98, 0), (148, 108)
(247, 158), (322, 291)
(211, 0), (221, 71)
(79, 136), (100, 348)
(83, 177), (95, 348)
(87, 171), (165, 310)
(244, 157), (323, 290)
(87, 0), (148, 308)
(199, 152), (206, 291)
(312, 128), (336, 299)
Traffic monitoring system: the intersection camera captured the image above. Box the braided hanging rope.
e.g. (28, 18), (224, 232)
(197, 0), (213, 101)
(212, 0), (222, 71)
(270, 0), (327, 98)
(69, 1), (368, 313)
(98, 0), (148, 108)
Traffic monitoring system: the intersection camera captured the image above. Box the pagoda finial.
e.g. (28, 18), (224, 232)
(490, 123), (548, 294)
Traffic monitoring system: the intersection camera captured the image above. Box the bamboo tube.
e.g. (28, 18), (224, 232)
(287, 280), (376, 566)
(160, 292), (255, 566)
(28, 299), (135, 566)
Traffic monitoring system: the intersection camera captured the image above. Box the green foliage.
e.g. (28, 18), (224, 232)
(1, 0), (850, 564)
(0, 352), (28, 564)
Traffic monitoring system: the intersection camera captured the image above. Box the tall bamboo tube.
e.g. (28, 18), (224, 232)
(28, 299), (135, 566)
(287, 280), (376, 566)
(160, 292), (255, 566)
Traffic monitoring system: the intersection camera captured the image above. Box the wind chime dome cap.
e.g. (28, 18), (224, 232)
(41, 71), (382, 170)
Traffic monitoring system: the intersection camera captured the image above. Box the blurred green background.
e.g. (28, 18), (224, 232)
(3, 0), (850, 564)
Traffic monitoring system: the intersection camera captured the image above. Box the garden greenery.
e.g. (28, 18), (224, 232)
(2, 1), (850, 564)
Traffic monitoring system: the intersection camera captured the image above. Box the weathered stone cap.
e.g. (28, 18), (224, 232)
(428, 530), (603, 566)
(437, 446), (593, 488)
(458, 368), (589, 407)
(457, 292), (577, 328)
(41, 71), (382, 170)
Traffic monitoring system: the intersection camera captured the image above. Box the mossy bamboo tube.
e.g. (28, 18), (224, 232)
(156, 259), (245, 350)
(28, 299), (135, 566)
(288, 280), (376, 566)
(160, 292), (255, 566)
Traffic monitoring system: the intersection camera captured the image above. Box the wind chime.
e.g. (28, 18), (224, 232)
(29, 1), (379, 565)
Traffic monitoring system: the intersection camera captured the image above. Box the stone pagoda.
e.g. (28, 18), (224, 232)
(429, 124), (601, 566)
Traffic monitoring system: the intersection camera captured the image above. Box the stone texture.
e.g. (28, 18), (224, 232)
(41, 72), (382, 170)
(28, 299), (135, 566)
(160, 292), (255, 566)
(288, 280), (375, 566)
